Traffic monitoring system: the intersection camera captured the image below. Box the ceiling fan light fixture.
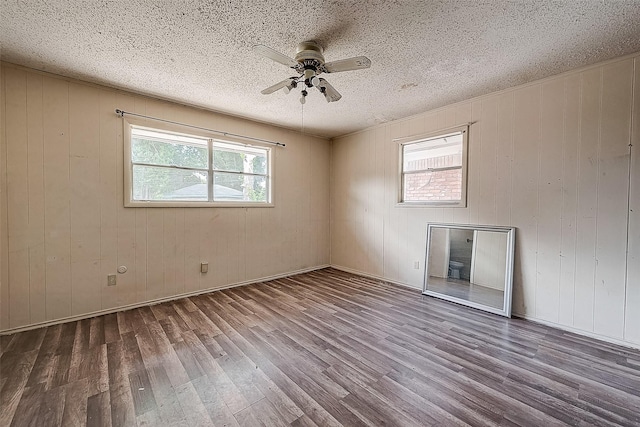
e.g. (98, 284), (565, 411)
(282, 79), (297, 94)
(311, 76), (320, 87)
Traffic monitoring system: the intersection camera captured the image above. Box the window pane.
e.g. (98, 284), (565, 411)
(214, 172), (268, 202)
(132, 130), (208, 169)
(213, 149), (244, 172)
(250, 152), (268, 175)
(133, 165), (208, 201)
(403, 132), (462, 172)
(403, 169), (462, 202)
(213, 145), (268, 174)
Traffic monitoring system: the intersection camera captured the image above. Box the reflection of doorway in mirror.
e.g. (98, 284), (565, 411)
(448, 229), (473, 280)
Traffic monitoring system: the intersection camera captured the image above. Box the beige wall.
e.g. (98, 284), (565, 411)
(331, 54), (640, 347)
(2, 53), (639, 348)
(0, 63), (331, 332)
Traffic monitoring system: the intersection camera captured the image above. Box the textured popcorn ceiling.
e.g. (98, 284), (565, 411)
(2, 1), (640, 138)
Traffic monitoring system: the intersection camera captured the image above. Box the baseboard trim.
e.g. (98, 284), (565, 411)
(0, 264), (330, 335)
(511, 313), (640, 351)
(330, 264), (640, 351)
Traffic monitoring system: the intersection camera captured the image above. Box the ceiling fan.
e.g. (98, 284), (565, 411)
(254, 41), (371, 104)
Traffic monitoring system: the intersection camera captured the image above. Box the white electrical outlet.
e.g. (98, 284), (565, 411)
(107, 274), (117, 286)
(414, 261), (420, 269)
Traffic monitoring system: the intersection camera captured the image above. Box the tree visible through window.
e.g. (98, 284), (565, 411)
(127, 126), (271, 205)
(211, 141), (268, 203)
(399, 127), (467, 207)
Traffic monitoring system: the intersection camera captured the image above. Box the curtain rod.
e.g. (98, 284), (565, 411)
(115, 109), (285, 147)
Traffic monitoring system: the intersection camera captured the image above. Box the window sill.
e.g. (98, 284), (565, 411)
(396, 201), (466, 208)
(125, 200), (275, 208)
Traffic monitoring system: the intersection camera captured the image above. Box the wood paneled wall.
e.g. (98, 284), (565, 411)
(331, 54), (640, 347)
(0, 63), (331, 331)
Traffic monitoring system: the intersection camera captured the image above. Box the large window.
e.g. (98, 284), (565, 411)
(125, 122), (272, 207)
(399, 126), (468, 207)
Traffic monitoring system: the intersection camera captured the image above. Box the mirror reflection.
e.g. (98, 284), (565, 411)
(423, 224), (515, 317)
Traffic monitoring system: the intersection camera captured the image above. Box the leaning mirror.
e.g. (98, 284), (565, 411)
(423, 223), (515, 317)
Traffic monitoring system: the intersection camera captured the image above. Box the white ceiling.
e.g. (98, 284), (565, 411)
(2, 1), (640, 138)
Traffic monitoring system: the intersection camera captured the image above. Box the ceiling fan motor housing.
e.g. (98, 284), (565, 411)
(295, 41), (325, 64)
(295, 41), (326, 87)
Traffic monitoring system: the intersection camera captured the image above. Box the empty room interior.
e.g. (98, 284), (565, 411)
(2, 1), (640, 426)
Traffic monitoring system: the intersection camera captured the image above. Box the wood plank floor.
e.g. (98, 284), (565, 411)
(1, 268), (640, 426)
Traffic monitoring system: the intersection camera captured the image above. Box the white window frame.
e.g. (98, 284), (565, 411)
(397, 125), (468, 207)
(124, 118), (274, 207)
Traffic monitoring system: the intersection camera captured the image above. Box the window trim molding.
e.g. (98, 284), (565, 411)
(396, 124), (469, 208)
(123, 117), (275, 208)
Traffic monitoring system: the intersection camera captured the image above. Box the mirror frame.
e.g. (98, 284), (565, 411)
(422, 223), (515, 317)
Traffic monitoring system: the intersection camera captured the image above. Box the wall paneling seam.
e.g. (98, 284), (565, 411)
(622, 58), (636, 340)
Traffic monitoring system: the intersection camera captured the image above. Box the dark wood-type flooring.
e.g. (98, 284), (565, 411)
(1, 268), (640, 426)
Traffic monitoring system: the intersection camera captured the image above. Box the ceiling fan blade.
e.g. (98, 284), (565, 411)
(261, 78), (296, 95)
(318, 78), (342, 102)
(253, 45), (297, 68)
(323, 56), (371, 73)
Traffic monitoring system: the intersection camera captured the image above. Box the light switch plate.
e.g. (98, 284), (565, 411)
(107, 274), (117, 286)
(201, 262), (209, 273)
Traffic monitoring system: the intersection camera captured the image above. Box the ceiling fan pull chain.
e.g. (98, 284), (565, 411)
(301, 101), (305, 135)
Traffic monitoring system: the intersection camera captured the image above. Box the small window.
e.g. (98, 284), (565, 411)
(125, 122), (272, 207)
(399, 126), (468, 207)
